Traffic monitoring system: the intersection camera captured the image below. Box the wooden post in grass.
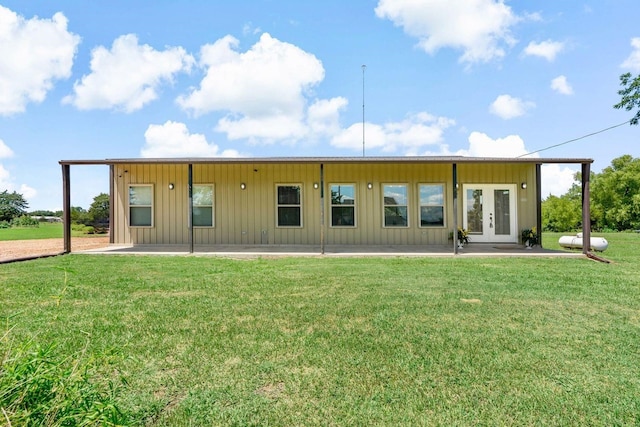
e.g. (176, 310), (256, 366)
(582, 162), (591, 255)
(62, 164), (71, 254)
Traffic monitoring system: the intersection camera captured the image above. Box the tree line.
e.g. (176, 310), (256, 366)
(0, 191), (109, 232)
(542, 154), (640, 232)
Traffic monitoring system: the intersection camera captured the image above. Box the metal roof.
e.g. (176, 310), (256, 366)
(59, 156), (593, 166)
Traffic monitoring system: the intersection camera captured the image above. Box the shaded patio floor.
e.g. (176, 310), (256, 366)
(76, 243), (585, 258)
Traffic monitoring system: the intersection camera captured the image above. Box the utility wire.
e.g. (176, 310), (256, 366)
(517, 119), (631, 158)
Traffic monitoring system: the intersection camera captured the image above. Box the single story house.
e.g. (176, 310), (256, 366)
(59, 156), (594, 255)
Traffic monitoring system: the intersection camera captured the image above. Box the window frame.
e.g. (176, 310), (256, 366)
(128, 184), (154, 228)
(418, 183), (446, 228)
(276, 183), (303, 228)
(192, 183), (215, 228)
(382, 183), (409, 228)
(329, 183), (357, 228)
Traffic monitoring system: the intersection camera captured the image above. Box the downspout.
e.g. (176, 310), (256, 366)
(188, 164), (194, 254)
(62, 164), (71, 254)
(452, 163), (458, 255)
(581, 162), (591, 255)
(536, 163), (542, 248)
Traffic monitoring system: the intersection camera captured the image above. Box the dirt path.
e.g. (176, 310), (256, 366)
(0, 236), (110, 262)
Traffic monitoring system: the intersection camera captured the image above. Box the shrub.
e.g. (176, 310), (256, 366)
(0, 220), (10, 229)
(10, 215), (39, 228)
(71, 223), (95, 234)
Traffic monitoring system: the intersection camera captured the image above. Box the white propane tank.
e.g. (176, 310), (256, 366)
(558, 233), (608, 252)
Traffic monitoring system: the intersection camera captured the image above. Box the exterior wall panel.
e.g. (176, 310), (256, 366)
(110, 161), (537, 247)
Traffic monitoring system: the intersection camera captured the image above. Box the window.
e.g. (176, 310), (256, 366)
(277, 185), (302, 227)
(129, 185), (153, 227)
(193, 184), (214, 227)
(419, 184), (445, 227)
(330, 184), (356, 227)
(383, 184), (408, 227)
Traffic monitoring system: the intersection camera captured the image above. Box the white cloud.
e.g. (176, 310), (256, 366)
(551, 75), (573, 95)
(621, 37), (640, 72)
(489, 94), (535, 119)
(178, 34), (328, 142)
(523, 39), (564, 61)
(141, 121), (240, 158)
(331, 112), (455, 154)
(0, 6), (79, 115)
(374, 0), (519, 64)
(0, 164), (37, 200)
(306, 97), (348, 136)
(541, 164), (577, 197)
(19, 183), (37, 200)
(457, 131), (528, 157)
(0, 139), (14, 158)
(64, 34), (194, 112)
(454, 131), (576, 196)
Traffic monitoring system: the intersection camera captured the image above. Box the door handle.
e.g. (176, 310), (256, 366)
(489, 213), (493, 228)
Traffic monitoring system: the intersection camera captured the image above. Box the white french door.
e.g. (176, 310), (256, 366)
(462, 184), (517, 243)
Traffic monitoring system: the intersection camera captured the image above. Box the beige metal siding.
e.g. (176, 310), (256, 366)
(111, 161), (537, 246)
(324, 163), (452, 245)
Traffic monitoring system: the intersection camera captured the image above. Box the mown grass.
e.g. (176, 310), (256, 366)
(0, 222), (103, 241)
(1, 233), (639, 425)
(0, 222), (64, 240)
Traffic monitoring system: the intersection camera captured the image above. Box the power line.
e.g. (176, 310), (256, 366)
(517, 119), (631, 158)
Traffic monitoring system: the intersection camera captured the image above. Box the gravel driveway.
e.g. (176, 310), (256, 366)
(0, 236), (110, 262)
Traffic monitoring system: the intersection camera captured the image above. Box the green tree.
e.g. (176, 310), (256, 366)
(88, 193), (110, 227)
(590, 155), (640, 231)
(614, 72), (640, 125)
(30, 209), (58, 217)
(70, 206), (89, 224)
(0, 190), (28, 222)
(542, 194), (582, 232)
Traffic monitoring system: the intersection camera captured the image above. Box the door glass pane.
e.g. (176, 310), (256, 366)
(466, 189), (483, 233)
(494, 189), (511, 235)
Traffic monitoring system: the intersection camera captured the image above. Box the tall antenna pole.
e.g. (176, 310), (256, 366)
(362, 64), (366, 157)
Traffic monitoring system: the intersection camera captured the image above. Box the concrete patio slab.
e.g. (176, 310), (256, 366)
(75, 243), (585, 259)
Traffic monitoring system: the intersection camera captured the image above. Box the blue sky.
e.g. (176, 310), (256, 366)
(0, 0), (639, 211)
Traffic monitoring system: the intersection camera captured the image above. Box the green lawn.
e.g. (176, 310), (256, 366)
(1, 233), (639, 425)
(0, 222), (64, 240)
(0, 222), (105, 240)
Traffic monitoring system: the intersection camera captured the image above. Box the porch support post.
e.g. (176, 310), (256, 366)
(109, 165), (115, 244)
(452, 163), (458, 255)
(581, 162), (591, 255)
(188, 163), (194, 254)
(62, 164), (71, 254)
(320, 163), (325, 254)
(536, 163), (542, 247)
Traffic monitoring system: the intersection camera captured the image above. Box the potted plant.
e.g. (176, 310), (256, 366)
(521, 226), (539, 248)
(457, 227), (470, 248)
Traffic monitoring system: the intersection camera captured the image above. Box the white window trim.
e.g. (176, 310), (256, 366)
(276, 183), (303, 228)
(329, 183), (357, 228)
(417, 183), (446, 228)
(128, 184), (154, 228)
(382, 183), (409, 228)
(193, 183), (215, 228)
